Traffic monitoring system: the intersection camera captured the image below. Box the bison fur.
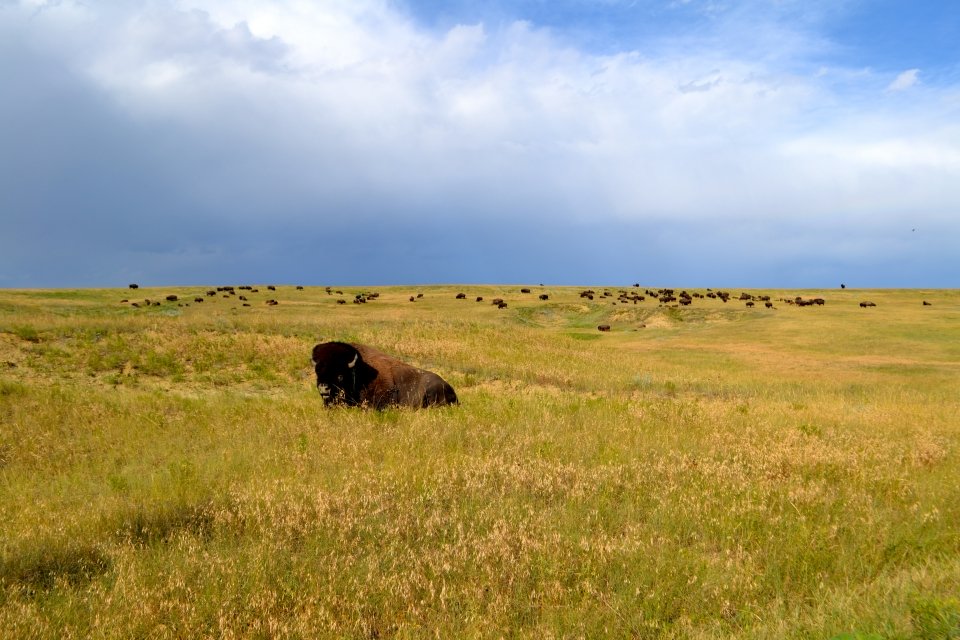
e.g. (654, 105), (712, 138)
(311, 342), (457, 409)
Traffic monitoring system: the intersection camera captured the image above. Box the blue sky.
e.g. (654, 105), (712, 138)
(2, 0), (958, 288)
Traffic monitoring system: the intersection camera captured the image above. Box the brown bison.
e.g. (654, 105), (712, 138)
(311, 342), (458, 409)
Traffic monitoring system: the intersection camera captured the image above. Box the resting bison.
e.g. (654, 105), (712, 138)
(311, 342), (457, 409)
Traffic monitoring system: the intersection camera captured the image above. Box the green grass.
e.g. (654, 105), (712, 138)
(1, 285), (959, 638)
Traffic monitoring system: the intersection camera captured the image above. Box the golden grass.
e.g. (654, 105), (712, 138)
(1, 285), (958, 638)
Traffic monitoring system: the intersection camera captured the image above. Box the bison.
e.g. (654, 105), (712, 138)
(311, 342), (457, 409)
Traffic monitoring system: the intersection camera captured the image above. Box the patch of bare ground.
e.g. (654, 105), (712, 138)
(636, 313), (674, 329)
(0, 333), (25, 367)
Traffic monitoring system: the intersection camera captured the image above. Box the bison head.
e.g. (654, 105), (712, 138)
(311, 342), (374, 406)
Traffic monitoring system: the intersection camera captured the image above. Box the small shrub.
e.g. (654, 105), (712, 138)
(911, 596), (960, 640)
(798, 422), (823, 437)
(7, 325), (40, 343)
(0, 542), (111, 594)
(114, 501), (215, 547)
(0, 380), (27, 397)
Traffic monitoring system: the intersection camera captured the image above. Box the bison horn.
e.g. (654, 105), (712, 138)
(347, 354), (358, 368)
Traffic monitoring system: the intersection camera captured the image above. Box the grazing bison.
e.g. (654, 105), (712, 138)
(311, 342), (457, 409)
(597, 324), (611, 332)
(860, 301), (876, 308)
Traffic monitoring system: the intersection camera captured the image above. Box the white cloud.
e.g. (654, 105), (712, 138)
(887, 68), (920, 92)
(5, 2), (958, 216)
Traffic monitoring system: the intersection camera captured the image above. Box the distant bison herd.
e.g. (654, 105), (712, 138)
(112, 284), (941, 411)
(121, 284), (296, 309)
(119, 284), (928, 324)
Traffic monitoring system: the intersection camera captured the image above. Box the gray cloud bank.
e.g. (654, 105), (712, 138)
(2, 0), (958, 287)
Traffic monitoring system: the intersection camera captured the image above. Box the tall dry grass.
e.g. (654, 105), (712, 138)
(0, 285), (958, 638)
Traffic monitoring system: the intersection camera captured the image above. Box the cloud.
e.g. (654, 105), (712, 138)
(887, 68), (920, 92)
(1, 0), (959, 287)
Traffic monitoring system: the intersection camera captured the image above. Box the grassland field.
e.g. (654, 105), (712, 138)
(0, 284), (958, 639)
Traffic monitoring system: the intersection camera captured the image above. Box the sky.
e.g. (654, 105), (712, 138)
(1, 0), (959, 288)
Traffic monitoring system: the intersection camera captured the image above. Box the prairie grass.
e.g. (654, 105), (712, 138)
(0, 285), (958, 638)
